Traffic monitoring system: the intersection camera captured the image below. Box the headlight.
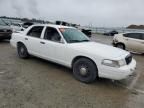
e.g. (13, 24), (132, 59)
(118, 59), (126, 67)
(114, 39), (118, 43)
(102, 59), (126, 68)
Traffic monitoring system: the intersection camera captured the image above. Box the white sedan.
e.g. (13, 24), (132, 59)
(10, 23), (25, 32)
(10, 24), (136, 83)
(113, 32), (144, 53)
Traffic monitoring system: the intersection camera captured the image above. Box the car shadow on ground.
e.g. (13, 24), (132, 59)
(4, 41), (140, 92)
(26, 56), (135, 90)
(29, 55), (73, 75)
(0, 40), (10, 44)
(130, 51), (144, 55)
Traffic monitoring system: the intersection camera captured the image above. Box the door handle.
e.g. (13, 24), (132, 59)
(40, 41), (45, 44)
(25, 38), (28, 40)
(141, 42), (144, 44)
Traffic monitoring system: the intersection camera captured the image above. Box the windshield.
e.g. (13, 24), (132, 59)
(0, 19), (7, 26)
(59, 28), (90, 43)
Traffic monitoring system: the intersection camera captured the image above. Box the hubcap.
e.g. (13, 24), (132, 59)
(118, 45), (123, 49)
(79, 67), (88, 76)
(20, 47), (25, 54)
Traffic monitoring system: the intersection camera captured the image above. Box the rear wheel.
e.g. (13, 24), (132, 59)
(17, 43), (29, 59)
(73, 58), (98, 83)
(116, 43), (125, 50)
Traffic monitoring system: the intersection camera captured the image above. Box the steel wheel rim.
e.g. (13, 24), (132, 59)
(79, 65), (89, 77)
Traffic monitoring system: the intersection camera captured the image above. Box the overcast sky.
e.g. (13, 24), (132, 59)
(0, 0), (143, 27)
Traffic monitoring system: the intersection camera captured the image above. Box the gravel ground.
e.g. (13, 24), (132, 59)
(0, 34), (144, 108)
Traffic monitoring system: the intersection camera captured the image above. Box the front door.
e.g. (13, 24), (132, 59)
(40, 27), (67, 65)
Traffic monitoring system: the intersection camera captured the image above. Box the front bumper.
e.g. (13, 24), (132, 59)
(0, 33), (12, 40)
(112, 40), (117, 47)
(99, 58), (136, 80)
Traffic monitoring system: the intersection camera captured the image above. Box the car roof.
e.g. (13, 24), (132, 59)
(122, 32), (144, 34)
(32, 24), (74, 29)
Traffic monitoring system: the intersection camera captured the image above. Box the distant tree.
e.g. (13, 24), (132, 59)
(127, 24), (144, 29)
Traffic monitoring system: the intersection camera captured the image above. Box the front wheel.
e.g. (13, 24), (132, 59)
(73, 58), (98, 83)
(17, 43), (29, 59)
(116, 43), (125, 50)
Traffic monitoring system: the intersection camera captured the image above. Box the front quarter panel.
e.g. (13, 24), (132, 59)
(114, 34), (126, 44)
(63, 45), (103, 70)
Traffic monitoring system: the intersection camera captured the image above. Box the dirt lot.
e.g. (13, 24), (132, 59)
(0, 34), (144, 108)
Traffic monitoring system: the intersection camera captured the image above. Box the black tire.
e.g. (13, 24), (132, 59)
(116, 43), (125, 50)
(73, 58), (98, 83)
(17, 43), (29, 59)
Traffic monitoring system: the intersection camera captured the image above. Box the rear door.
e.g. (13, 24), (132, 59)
(140, 33), (144, 52)
(25, 26), (44, 56)
(124, 33), (144, 52)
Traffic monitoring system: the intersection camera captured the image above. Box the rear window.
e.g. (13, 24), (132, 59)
(123, 33), (143, 40)
(123, 33), (128, 37)
(0, 19), (7, 26)
(27, 26), (44, 38)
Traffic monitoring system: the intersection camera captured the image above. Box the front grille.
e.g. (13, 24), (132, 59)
(125, 54), (132, 65)
(0, 29), (4, 32)
(7, 30), (12, 32)
(0, 29), (12, 33)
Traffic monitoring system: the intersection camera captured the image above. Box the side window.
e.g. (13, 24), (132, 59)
(126, 33), (142, 40)
(142, 34), (144, 40)
(123, 33), (128, 37)
(44, 27), (61, 42)
(27, 26), (44, 38)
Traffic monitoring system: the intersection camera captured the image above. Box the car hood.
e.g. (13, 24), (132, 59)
(69, 42), (129, 59)
(0, 25), (11, 30)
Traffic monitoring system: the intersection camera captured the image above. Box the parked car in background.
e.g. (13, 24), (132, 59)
(113, 33), (144, 53)
(81, 29), (92, 37)
(56, 21), (92, 37)
(104, 30), (118, 36)
(11, 24), (136, 83)
(0, 19), (12, 40)
(23, 22), (34, 29)
(10, 23), (25, 32)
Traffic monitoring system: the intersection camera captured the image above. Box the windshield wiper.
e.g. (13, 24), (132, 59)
(69, 40), (90, 43)
(69, 40), (81, 43)
(79, 40), (90, 42)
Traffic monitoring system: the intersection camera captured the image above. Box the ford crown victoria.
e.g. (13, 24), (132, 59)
(10, 24), (136, 83)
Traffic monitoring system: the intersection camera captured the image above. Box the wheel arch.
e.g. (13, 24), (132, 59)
(17, 41), (29, 52)
(116, 42), (126, 49)
(17, 41), (26, 47)
(17, 41), (29, 58)
(71, 56), (98, 72)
